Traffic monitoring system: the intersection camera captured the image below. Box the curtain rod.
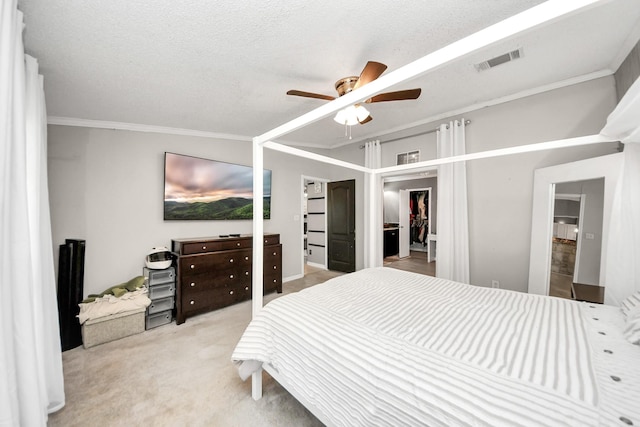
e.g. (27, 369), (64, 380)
(359, 119), (471, 149)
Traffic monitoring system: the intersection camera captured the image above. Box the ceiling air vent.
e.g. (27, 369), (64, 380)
(474, 48), (523, 72)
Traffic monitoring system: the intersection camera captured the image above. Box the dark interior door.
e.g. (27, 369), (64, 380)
(327, 179), (356, 272)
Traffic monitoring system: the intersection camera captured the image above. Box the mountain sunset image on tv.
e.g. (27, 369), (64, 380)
(163, 152), (271, 220)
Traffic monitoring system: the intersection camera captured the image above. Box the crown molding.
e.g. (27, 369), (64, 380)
(47, 117), (252, 142)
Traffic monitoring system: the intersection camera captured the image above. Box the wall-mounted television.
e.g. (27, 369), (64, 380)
(163, 152), (271, 220)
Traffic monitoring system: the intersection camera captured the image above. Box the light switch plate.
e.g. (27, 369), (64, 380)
(585, 233), (595, 240)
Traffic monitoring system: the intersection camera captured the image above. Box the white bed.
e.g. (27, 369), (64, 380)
(233, 267), (640, 426)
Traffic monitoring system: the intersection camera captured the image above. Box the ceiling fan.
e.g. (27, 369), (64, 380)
(286, 61), (422, 126)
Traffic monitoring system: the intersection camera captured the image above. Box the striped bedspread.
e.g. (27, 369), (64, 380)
(232, 267), (640, 426)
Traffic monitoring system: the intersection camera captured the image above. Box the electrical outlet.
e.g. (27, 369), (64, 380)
(309, 249), (312, 255)
(491, 280), (500, 289)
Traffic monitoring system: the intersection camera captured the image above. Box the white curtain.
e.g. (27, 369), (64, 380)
(600, 76), (640, 305)
(364, 140), (382, 268)
(364, 139), (381, 169)
(1, 2), (65, 425)
(436, 120), (470, 283)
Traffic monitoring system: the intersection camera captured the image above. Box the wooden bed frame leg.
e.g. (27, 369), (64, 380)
(251, 370), (263, 400)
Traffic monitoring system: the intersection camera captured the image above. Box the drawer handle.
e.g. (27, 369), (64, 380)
(237, 242), (241, 247)
(202, 245), (207, 250)
(273, 279), (277, 283)
(273, 266), (277, 270)
(229, 290), (234, 295)
(245, 256), (249, 260)
(190, 264), (195, 269)
(245, 286), (249, 290)
(245, 271), (249, 276)
(229, 259), (234, 263)
(273, 252), (276, 256)
(265, 239), (268, 243)
(190, 282), (195, 287)
(229, 274), (234, 279)
(190, 300), (195, 305)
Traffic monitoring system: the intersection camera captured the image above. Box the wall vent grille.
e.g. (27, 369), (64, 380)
(475, 48), (523, 72)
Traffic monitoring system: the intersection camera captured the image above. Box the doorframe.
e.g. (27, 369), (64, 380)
(574, 193), (586, 283)
(382, 167), (438, 264)
(301, 175), (329, 275)
(528, 153), (622, 296)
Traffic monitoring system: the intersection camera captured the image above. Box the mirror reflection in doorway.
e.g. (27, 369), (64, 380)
(548, 177), (605, 303)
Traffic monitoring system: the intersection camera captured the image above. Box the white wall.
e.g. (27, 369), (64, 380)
(331, 132), (437, 168)
(47, 126), (353, 297)
(48, 76), (620, 296)
(332, 76), (620, 292)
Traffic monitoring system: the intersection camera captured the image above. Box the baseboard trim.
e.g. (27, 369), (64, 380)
(305, 262), (326, 270)
(283, 274), (303, 283)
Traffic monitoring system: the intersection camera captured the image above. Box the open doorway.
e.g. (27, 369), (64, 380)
(302, 176), (328, 276)
(382, 173), (437, 276)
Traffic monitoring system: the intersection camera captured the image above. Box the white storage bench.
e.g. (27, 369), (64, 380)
(81, 307), (146, 348)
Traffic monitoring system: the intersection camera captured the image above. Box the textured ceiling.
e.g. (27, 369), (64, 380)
(19, 0), (640, 148)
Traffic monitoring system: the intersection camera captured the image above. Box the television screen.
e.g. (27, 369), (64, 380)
(163, 152), (271, 220)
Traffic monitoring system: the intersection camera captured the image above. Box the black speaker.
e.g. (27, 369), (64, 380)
(57, 239), (85, 351)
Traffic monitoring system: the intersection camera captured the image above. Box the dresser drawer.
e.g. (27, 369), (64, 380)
(263, 234), (280, 246)
(264, 244), (282, 268)
(181, 263), (250, 286)
(263, 272), (282, 293)
(181, 272), (251, 297)
(240, 283), (252, 300)
(181, 238), (252, 255)
(181, 287), (242, 314)
(179, 249), (251, 274)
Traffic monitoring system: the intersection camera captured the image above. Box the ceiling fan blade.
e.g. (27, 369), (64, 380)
(286, 90), (335, 101)
(353, 61), (388, 90)
(366, 88), (422, 103)
(359, 115), (373, 125)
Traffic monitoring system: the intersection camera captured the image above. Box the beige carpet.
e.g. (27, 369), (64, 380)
(48, 268), (342, 427)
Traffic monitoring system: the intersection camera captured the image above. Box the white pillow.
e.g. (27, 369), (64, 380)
(624, 307), (640, 345)
(621, 291), (640, 318)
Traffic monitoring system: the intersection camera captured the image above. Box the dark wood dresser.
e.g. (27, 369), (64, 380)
(171, 234), (282, 324)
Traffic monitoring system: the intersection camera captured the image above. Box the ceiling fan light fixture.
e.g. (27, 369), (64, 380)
(333, 105), (370, 126)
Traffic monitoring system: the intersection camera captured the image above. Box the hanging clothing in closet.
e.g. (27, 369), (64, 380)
(410, 191), (429, 245)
